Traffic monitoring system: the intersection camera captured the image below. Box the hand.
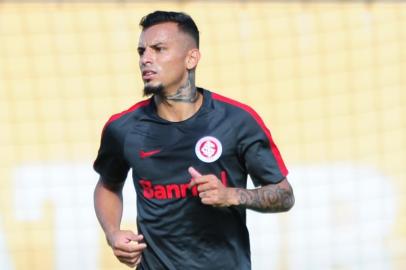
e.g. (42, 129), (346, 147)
(188, 167), (238, 207)
(107, 230), (147, 268)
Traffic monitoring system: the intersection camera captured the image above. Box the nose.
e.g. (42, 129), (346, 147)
(140, 48), (153, 66)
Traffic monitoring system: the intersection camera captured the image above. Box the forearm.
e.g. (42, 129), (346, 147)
(234, 179), (294, 213)
(94, 179), (124, 239)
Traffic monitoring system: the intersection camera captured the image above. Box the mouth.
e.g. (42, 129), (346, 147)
(142, 70), (157, 81)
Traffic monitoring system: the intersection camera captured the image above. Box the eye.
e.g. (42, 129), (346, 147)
(155, 46), (165, 52)
(137, 48), (145, 56)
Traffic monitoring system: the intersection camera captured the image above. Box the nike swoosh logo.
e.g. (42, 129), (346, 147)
(139, 149), (161, 159)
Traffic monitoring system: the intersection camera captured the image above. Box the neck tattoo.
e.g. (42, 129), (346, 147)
(166, 72), (198, 103)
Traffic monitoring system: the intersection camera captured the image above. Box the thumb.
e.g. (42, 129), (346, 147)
(188, 166), (202, 178)
(124, 230), (142, 242)
(188, 167), (202, 189)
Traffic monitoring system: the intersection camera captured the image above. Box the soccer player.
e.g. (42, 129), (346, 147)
(93, 11), (294, 270)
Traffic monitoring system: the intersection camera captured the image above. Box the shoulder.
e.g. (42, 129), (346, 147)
(210, 92), (263, 123)
(102, 98), (151, 134)
(209, 91), (272, 141)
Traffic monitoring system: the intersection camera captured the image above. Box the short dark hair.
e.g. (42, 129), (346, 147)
(139, 11), (199, 48)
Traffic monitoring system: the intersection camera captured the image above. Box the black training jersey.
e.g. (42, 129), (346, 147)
(94, 88), (288, 270)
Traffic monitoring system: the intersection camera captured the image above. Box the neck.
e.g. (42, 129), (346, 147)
(164, 71), (198, 103)
(154, 72), (202, 122)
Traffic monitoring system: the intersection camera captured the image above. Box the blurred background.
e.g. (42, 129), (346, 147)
(0, 1), (405, 270)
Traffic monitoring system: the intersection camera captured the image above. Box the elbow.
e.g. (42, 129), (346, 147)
(281, 179), (295, 212)
(262, 190), (295, 214)
(283, 192), (295, 212)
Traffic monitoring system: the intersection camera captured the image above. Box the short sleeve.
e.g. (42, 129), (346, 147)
(239, 112), (288, 186)
(93, 123), (130, 185)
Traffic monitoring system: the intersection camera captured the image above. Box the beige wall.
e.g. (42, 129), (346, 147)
(0, 2), (405, 270)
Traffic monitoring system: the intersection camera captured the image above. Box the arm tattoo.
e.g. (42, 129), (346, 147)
(236, 182), (294, 213)
(166, 71), (198, 103)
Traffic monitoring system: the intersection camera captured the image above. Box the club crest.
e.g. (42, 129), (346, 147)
(195, 136), (222, 163)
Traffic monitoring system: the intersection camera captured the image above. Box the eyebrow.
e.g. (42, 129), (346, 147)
(138, 42), (166, 50)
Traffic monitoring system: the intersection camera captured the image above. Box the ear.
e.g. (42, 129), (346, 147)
(186, 48), (201, 70)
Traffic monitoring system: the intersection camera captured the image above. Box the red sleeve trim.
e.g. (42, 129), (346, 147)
(102, 99), (151, 132)
(212, 93), (288, 177)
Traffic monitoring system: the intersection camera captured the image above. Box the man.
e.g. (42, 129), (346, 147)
(93, 11), (294, 270)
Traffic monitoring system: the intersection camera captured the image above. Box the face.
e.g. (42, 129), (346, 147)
(138, 22), (198, 96)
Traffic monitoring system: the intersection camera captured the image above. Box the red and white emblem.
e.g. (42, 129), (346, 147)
(195, 136), (222, 163)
